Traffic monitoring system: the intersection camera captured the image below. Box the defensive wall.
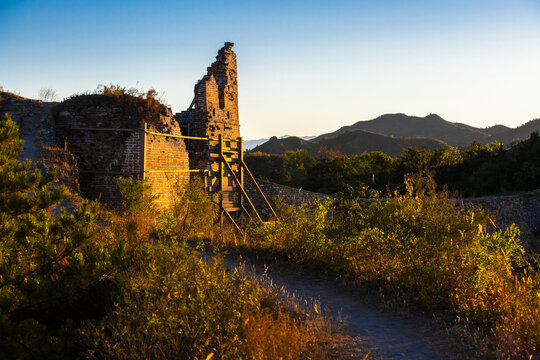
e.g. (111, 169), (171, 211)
(54, 99), (189, 206)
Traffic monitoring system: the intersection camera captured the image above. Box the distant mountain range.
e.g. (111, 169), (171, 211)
(247, 113), (540, 156)
(244, 135), (316, 150)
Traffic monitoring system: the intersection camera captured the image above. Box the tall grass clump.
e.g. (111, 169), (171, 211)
(238, 172), (539, 358)
(82, 244), (331, 360)
(155, 176), (218, 242)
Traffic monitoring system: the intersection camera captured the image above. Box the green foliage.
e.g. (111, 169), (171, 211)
(115, 177), (158, 215)
(0, 114), (125, 359)
(83, 244), (260, 359)
(0, 115), (338, 359)
(85, 176), (329, 359)
(281, 150), (315, 188)
(158, 176), (218, 242)
(308, 152), (394, 194)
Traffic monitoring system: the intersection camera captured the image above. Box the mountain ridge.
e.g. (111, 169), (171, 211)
(250, 128), (447, 157)
(249, 113), (540, 157)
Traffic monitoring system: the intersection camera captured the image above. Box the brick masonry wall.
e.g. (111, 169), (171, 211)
(55, 105), (142, 206)
(1, 99), (57, 162)
(176, 42), (240, 176)
(144, 132), (190, 206)
(54, 100), (189, 208)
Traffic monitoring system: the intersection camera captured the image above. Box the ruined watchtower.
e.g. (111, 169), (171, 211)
(175, 42), (240, 170)
(3, 42), (276, 226)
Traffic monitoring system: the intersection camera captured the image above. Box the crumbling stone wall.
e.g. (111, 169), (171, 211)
(1, 98), (57, 162)
(459, 194), (540, 251)
(245, 178), (331, 220)
(55, 97), (189, 207)
(176, 42), (240, 171)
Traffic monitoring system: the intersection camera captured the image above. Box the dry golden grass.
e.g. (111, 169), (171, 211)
(38, 144), (80, 193)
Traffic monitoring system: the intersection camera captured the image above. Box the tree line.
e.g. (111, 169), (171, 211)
(245, 132), (540, 197)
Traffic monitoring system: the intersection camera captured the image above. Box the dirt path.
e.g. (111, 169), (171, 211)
(222, 254), (476, 360)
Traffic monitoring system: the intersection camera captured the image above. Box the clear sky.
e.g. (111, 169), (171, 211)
(1, 0), (539, 139)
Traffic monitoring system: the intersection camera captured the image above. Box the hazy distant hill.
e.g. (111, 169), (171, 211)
(250, 129), (446, 157)
(244, 135), (316, 150)
(483, 124), (511, 136)
(312, 113), (540, 147)
(313, 113), (494, 147)
(319, 130), (446, 157)
(493, 118), (540, 145)
(250, 136), (320, 155)
(249, 113), (540, 156)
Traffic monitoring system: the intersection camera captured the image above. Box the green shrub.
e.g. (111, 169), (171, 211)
(153, 176), (218, 243)
(0, 114), (125, 359)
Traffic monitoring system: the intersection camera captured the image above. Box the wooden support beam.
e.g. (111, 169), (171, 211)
(144, 169), (204, 173)
(58, 126), (138, 132)
(142, 123), (147, 180)
(239, 138), (246, 223)
(145, 130), (209, 141)
(221, 206), (241, 232)
(78, 170), (139, 175)
(220, 153), (263, 224)
(240, 158), (279, 220)
(219, 134), (224, 226)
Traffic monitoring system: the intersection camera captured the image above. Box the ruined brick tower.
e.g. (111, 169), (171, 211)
(175, 42), (240, 169)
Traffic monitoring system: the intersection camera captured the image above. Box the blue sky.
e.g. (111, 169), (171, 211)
(1, 0), (539, 139)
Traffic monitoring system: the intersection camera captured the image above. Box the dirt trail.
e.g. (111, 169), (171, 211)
(223, 255), (475, 360)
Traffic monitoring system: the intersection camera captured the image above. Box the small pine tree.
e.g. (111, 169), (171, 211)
(0, 114), (121, 359)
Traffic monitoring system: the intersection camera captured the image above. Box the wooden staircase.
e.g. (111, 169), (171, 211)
(207, 134), (277, 231)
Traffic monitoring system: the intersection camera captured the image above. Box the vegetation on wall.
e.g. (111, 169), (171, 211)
(51, 85), (170, 125)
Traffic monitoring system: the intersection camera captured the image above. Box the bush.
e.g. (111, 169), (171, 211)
(82, 243), (331, 360)
(0, 114), (125, 359)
